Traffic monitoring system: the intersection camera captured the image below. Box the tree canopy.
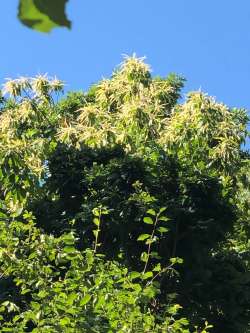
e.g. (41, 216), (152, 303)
(0, 57), (249, 332)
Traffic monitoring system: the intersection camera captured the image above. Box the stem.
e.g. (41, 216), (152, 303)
(0, 269), (8, 279)
(146, 263), (175, 287)
(93, 209), (101, 254)
(143, 214), (158, 274)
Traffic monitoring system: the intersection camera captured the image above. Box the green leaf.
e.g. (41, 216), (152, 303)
(146, 209), (156, 216)
(63, 246), (76, 253)
(145, 238), (156, 245)
(80, 294), (91, 306)
(101, 207), (109, 215)
(137, 234), (151, 241)
(142, 271), (153, 280)
(157, 226), (169, 233)
(159, 207), (167, 214)
(170, 257), (184, 264)
(158, 216), (170, 222)
(37, 290), (48, 298)
(153, 263), (161, 272)
(60, 317), (71, 326)
(18, 0), (71, 33)
(140, 252), (148, 262)
(92, 207), (100, 217)
(61, 233), (75, 245)
(20, 288), (31, 295)
(142, 286), (156, 298)
(130, 283), (142, 293)
(143, 217), (153, 224)
(129, 271), (141, 280)
(93, 218), (100, 226)
(1, 328), (13, 332)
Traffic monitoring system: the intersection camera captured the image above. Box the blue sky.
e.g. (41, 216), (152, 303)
(1, 0), (249, 147)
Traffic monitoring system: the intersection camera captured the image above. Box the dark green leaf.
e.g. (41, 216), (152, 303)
(18, 0), (71, 33)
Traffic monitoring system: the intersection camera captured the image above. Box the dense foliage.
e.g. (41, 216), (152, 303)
(0, 57), (249, 332)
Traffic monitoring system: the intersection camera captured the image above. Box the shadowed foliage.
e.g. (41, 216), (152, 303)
(0, 57), (249, 332)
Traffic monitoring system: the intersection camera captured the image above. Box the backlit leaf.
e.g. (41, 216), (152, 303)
(137, 234), (151, 241)
(18, 0), (71, 33)
(143, 217), (153, 224)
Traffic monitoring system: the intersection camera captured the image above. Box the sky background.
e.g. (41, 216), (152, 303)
(1, 0), (249, 147)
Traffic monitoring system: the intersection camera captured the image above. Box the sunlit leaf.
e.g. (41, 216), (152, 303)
(141, 271), (153, 280)
(157, 226), (169, 233)
(158, 216), (170, 222)
(140, 252), (148, 262)
(146, 209), (156, 216)
(18, 0), (71, 33)
(80, 294), (91, 306)
(129, 271), (141, 280)
(137, 234), (151, 241)
(143, 217), (153, 225)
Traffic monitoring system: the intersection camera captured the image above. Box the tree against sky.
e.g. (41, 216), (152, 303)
(0, 57), (249, 332)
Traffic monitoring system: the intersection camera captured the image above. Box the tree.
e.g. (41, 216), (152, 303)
(0, 57), (249, 332)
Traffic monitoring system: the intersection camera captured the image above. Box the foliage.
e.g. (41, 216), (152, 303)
(0, 209), (208, 332)
(0, 56), (249, 332)
(18, 0), (71, 33)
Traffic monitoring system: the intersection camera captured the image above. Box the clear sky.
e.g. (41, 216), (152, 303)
(1, 0), (249, 147)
